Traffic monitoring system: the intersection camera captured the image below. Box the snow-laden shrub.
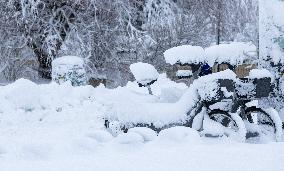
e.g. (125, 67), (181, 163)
(52, 56), (87, 86)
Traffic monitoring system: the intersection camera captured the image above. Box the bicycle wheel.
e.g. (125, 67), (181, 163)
(245, 107), (282, 142)
(208, 109), (246, 141)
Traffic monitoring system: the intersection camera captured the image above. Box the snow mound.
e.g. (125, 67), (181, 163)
(202, 114), (225, 137)
(164, 45), (205, 65)
(130, 62), (159, 85)
(164, 42), (256, 66)
(248, 69), (274, 81)
(3, 79), (41, 111)
(158, 126), (200, 143)
(205, 42), (257, 66)
(115, 132), (144, 144)
(107, 69), (236, 128)
(126, 73), (188, 101)
(0, 78), (94, 112)
(86, 130), (113, 143)
(128, 127), (157, 141)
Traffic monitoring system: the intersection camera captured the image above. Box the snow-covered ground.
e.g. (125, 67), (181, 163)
(0, 78), (283, 171)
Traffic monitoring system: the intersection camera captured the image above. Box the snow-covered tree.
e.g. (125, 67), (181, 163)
(0, 0), (258, 86)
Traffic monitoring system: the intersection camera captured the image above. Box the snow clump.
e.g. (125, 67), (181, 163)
(130, 62), (159, 85)
(158, 126), (200, 143)
(164, 45), (206, 65)
(204, 42), (257, 66)
(248, 69), (274, 81)
(164, 42), (257, 67)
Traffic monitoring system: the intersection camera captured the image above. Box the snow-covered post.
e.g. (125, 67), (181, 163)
(130, 62), (159, 95)
(52, 56), (87, 86)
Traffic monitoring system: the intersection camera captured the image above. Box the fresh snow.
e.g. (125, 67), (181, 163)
(205, 42), (257, 66)
(0, 78), (282, 170)
(126, 73), (188, 103)
(164, 42), (257, 66)
(130, 62), (159, 85)
(164, 45), (206, 65)
(248, 69), (274, 81)
(128, 127), (157, 141)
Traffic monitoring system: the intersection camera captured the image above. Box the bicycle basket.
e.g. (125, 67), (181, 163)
(199, 79), (235, 102)
(216, 79), (235, 101)
(254, 77), (272, 98)
(236, 77), (271, 99)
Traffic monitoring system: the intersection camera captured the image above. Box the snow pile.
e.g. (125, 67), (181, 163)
(127, 73), (188, 102)
(0, 78), (94, 112)
(114, 132), (144, 144)
(130, 62), (159, 85)
(248, 69), (274, 80)
(86, 130), (113, 143)
(128, 127), (157, 141)
(158, 126), (200, 143)
(164, 42), (256, 67)
(52, 56), (87, 86)
(204, 42), (257, 66)
(0, 77), (283, 170)
(107, 69), (236, 128)
(164, 45), (205, 65)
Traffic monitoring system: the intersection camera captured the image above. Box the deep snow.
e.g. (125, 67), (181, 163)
(0, 78), (283, 171)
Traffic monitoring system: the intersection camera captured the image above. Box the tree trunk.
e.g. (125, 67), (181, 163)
(216, 0), (222, 45)
(29, 43), (52, 79)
